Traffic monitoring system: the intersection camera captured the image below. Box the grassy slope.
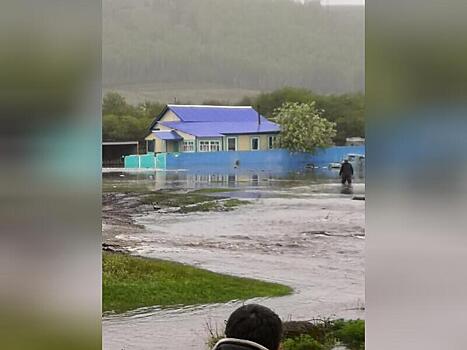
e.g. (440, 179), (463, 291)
(103, 252), (292, 313)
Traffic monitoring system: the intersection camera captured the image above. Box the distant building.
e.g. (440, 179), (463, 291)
(345, 137), (365, 146)
(102, 141), (139, 167)
(145, 105), (280, 153)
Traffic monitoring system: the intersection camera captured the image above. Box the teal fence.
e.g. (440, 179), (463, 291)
(123, 153), (156, 169)
(124, 146), (364, 171)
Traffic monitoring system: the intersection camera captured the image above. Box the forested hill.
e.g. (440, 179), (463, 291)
(103, 0), (364, 95)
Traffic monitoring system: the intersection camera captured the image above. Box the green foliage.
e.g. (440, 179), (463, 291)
(272, 102), (336, 153)
(102, 252), (292, 313)
(103, 0), (364, 94)
(102, 89), (363, 145)
(102, 114), (151, 141)
(248, 87), (364, 145)
(102, 92), (165, 141)
(102, 91), (132, 116)
(282, 335), (325, 350)
(334, 320), (365, 350)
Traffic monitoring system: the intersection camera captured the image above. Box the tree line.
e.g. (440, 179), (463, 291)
(103, 0), (364, 94)
(102, 87), (364, 146)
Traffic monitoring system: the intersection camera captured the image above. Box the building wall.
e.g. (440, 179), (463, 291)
(155, 138), (165, 153)
(145, 133), (169, 153)
(149, 130), (277, 153)
(174, 130), (195, 140)
(159, 110), (180, 122)
(145, 133), (155, 141)
(236, 134), (277, 151)
(166, 141), (179, 153)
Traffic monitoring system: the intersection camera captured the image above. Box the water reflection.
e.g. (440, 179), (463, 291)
(103, 165), (365, 193)
(340, 185), (354, 195)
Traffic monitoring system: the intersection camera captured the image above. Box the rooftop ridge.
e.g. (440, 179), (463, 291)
(167, 104), (253, 109)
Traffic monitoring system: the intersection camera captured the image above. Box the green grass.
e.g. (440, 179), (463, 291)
(223, 199), (250, 208)
(140, 191), (219, 206)
(139, 190), (249, 213)
(103, 252), (292, 313)
(178, 201), (219, 213)
(282, 335), (325, 350)
(281, 319), (365, 350)
(189, 188), (239, 194)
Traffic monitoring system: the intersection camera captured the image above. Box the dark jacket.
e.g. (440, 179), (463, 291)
(339, 162), (354, 176)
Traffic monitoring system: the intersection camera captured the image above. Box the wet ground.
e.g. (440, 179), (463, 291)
(102, 169), (365, 350)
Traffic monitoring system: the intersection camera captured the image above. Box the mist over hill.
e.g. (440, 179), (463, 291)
(103, 0), (364, 102)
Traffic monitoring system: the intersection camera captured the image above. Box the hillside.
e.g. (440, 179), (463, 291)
(103, 0), (364, 103)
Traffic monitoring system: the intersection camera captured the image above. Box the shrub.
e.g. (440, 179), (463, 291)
(282, 335), (324, 350)
(334, 320), (364, 350)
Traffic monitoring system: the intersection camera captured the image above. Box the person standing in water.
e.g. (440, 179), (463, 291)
(339, 159), (354, 185)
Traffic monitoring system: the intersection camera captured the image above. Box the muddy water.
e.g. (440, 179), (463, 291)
(103, 170), (365, 350)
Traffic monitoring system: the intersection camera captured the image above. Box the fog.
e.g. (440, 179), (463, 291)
(103, 0), (364, 99)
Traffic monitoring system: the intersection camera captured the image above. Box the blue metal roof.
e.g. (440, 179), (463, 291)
(153, 130), (183, 141)
(150, 105), (280, 137)
(167, 105), (269, 123)
(160, 121), (280, 137)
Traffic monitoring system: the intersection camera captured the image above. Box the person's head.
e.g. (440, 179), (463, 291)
(225, 304), (283, 350)
(344, 159), (349, 163)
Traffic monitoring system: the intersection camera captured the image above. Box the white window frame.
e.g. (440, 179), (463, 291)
(183, 140), (195, 152)
(268, 136), (277, 150)
(251, 137), (260, 151)
(226, 137), (237, 151)
(198, 140), (221, 152)
(209, 140), (221, 152)
(199, 140), (210, 152)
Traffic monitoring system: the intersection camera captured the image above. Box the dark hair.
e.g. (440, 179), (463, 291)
(225, 304), (283, 350)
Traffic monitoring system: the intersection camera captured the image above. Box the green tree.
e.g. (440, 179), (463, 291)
(102, 92), (132, 116)
(242, 88), (364, 145)
(272, 102), (336, 153)
(102, 114), (151, 141)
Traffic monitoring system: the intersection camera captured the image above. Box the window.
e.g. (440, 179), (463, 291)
(251, 137), (260, 151)
(210, 141), (221, 152)
(227, 137), (237, 151)
(147, 140), (155, 153)
(183, 141), (195, 152)
(199, 141), (210, 152)
(199, 140), (221, 152)
(268, 136), (277, 150)
(251, 174), (259, 185)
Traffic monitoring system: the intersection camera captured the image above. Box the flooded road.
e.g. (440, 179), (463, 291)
(103, 170), (365, 350)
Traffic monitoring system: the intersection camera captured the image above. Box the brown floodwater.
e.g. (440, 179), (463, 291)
(102, 170), (365, 350)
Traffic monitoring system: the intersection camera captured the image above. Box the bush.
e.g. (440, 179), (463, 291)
(335, 320), (364, 350)
(282, 335), (324, 350)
